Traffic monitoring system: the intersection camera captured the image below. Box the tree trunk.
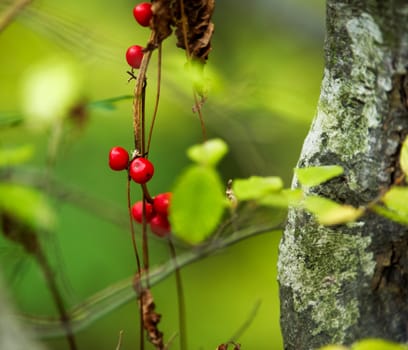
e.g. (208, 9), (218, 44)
(278, 1), (408, 349)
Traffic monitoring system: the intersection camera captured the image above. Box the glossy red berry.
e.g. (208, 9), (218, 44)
(126, 45), (144, 69)
(129, 157), (154, 184)
(131, 201), (155, 223)
(153, 192), (172, 216)
(150, 214), (171, 237)
(133, 2), (153, 27)
(109, 146), (129, 171)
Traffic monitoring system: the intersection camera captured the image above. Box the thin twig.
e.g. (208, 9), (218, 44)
(20, 225), (282, 338)
(0, 0), (32, 33)
(146, 43), (162, 155)
(178, 0), (207, 140)
(229, 300), (262, 342)
(132, 33), (155, 151)
(127, 178), (142, 273)
(34, 247), (77, 350)
(115, 330), (124, 350)
(168, 237), (187, 350)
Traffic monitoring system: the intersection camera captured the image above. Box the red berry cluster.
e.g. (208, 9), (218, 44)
(108, 147), (171, 237)
(108, 146), (154, 184)
(125, 2), (153, 69)
(131, 192), (172, 237)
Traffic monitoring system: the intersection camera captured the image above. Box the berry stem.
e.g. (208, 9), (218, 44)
(168, 236), (187, 350)
(127, 177), (142, 272)
(141, 193), (150, 286)
(126, 177), (145, 350)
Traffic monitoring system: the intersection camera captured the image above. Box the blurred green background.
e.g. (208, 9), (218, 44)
(0, 0), (325, 349)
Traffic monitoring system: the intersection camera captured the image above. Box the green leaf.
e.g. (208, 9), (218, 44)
(382, 186), (408, 217)
(0, 111), (23, 127)
(319, 346), (348, 350)
(21, 57), (83, 130)
(232, 176), (284, 201)
(352, 339), (408, 350)
(88, 95), (133, 111)
(400, 136), (408, 177)
(186, 138), (228, 167)
(0, 183), (55, 230)
(372, 205), (408, 225)
(259, 189), (303, 208)
(170, 166), (226, 244)
(0, 145), (34, 167)
(304, 195), (363, 226)
(295, 165), (344, 187)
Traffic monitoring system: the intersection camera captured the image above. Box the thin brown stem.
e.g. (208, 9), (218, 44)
(178, 0), (207, 140)
(126, 178), (145, 350)
(141, 194), (150, 287)
(34, 248), (77, 350)
(0, 0), (32, 33)
(146, 43), (162, 155)
(168, 236), (187, 350)
(127, 178), (142, 273)
(132, 33), (155, 152)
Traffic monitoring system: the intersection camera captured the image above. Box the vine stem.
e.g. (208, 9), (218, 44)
(132, 33), (155, 152)
(126, 177), (144, 350)
(168, 236), (187, 350)
(146, 43), (162, 155)
(178, 0), (207, 140)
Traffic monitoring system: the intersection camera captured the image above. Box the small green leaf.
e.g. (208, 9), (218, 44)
(352, 339), (408, 350)
(259, 189), (303, 208)
(372, 205), (408, 225)
(0, 111), (23, 127)
(319, 346), (349, 350)
(304, 195), (363, 226)
(187, 138), (228, 167)
(382, 186), (408, 217)
(233, 176), (283, 201)
(295, 165), (344, 187)
(0, 183), (55, 230)
(400, 136), (408, 177)
(170, 166), (226, 244)
(21, 57), (83, 130)
(0, 145), (34, 167)
(88, 95), (133, 111)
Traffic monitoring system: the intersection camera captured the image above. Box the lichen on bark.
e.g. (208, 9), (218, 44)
(279, 212), (375, 344)
(278, 1), (408, 349)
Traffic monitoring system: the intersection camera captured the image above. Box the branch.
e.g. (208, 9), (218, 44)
(19, 225), (281, 338)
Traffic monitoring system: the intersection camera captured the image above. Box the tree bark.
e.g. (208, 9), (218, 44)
(278, 1), (408, 349)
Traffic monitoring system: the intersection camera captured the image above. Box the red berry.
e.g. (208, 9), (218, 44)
(133, 2), (153, 27)
(131, 201), (154, 223)
(129, 157), (154, 184)
(109, 146), (129, 171)
(150, 214), (171, 237)
(126, 45), (144, 69)
(153, 192), (172, 216)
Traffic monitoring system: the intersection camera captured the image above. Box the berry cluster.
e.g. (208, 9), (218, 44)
(132, 192), (172, 237)
(125, 2), (153, 69)
(108, 146), (171, 237)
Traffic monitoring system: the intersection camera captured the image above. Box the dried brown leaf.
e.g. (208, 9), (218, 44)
(174, 0), (215, 62)
(139, 288), (164, 349)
